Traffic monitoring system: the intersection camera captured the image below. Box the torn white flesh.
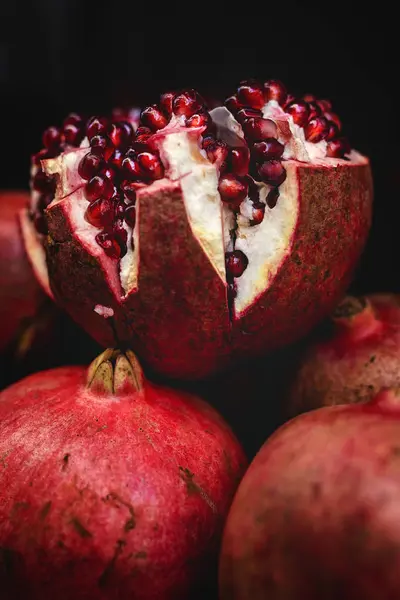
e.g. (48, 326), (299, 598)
(209, 103), (360, 316)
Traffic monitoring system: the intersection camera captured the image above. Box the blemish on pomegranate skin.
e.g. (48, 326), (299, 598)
(134, 551), (147, 559)
(179, 467), (217, 513)
(70, 517), (93, 539)
(124, 517), (136, 532)
(98, 539), (126, 589)
(62, 453), (70, 471)
(39, 501), (52, 521)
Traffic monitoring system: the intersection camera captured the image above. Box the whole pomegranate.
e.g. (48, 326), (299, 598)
(0, 190), (44, 352)
(0, 349), (246, 600)
(220, 389), (400, 599)
(23, 82), (373, 379)
(286, 294), (400, 417)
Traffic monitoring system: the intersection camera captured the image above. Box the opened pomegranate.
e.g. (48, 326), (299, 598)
(0, 190), (45, 352)
(286, 294), (400, 417)
(220, 388), (400, 599)
(22, 82), (373, 379)
(0, 349), (245, 600)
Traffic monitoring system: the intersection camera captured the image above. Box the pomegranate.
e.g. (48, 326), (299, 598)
(22, 82), (373, 379)
(286, 294), (400, 417)
(0, 349), (246, 600)
(0, 190), (44, 352)
(220, 388), (400, 599)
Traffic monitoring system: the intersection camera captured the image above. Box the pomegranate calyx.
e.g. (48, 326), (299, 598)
(331, 295), (380, 340)
(87, 348), (144, 395)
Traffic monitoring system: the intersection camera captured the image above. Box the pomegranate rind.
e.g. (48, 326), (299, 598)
(19, 208), (53, 300)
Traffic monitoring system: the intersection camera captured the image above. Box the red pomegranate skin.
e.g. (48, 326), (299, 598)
(0, 362), (246, 600)
(44, 160), (372, 380)
(0, 190), (44, 352)
(286, 294), (400, 417)
(220, 390), (400, 600)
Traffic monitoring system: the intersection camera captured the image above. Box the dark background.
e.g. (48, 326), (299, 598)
(0, 1), (398, 295)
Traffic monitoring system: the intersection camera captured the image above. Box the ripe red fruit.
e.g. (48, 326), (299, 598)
(286, 294), (400, 417)
(220, 387), (400, 599)
(0, 349), (246, 600)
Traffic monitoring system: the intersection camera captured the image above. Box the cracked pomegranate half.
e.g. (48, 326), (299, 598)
(22, 83), (373, 379)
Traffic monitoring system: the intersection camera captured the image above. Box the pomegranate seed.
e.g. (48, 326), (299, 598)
(317, 99), (332, 112)
(86, 116), (109, 141)
(136, 152), (164, 180)
(115, 200), (125, 220)
(218, 174), (249, 209)
(263, 80), (287, 105)
(252, 139), (284, 162)
(32, 171), (54, 193)
(64, 123), (84, 146)
(42, 126), (62, 151)
(90, 135), (113, 160)
(78, 152), (105, 180)
(95, 231), (123, 259)
(122, 156), (143, 180)
(124, 204), (136, 227)
(258, 161), (287, 186)
(133, 133), (153, 152)
(121, 180), (137, 202)
(250, 201), (265, 226)
(284, 93), (296, 108)
(324, 111), (342, 131)
(230, 147), (250, 176)
(109, 148), (124, 169)
(326, 121), (339, 141)
(186, 112), (210, 128)
(202, 134), (215, 150)
(37, 194), (53, 211)
(85, 198), (115, 228)
(236, 107), (263, 124)
(285, 100), (310, 127)
(225, 95), (241, 113)
(206, 141), (229, 172)
(242, 118), (278, 142)
(305, 117), (329, 142)
(114, 221), (128, 248)
(303, 94), (317, 103)
(225, 250), (249, 278)
(173, 89), (203, 117)
(140, 105), (168, 131)
(307, 102), (322, 121)
(327, 138), (351, 158)
(33, 213), (48, 235)
(84, 175), (114, 202)
(160, 92), (175, 116)
(109, 121), (133, 150)
(136, 126), (152, 137)
(63, 113), (83, 127)
(237, 80), (264, 110)
(100, 166), (118, 182)
(266, 187), (280, 208)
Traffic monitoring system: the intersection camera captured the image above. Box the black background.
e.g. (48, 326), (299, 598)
(0, 1), (398, 294)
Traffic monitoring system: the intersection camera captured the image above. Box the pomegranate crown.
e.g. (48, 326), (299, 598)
(87, 348), (144, 395)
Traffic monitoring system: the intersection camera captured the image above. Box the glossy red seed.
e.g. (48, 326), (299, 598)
(236, 107), (263, 124)
(114, 221), (128, 246)
(202, 134), (216, 150)
(284, 93), (296, 108)
(285, 100), (310, 127)
(225, 250), (249, 278)
(115, 200), (125, 220)
(136, 152), (164, 180)
(263, 80), (287, 105)
(242, 118), (278, 141)
(173, 89), (203, 117)
(266, 187), (280, 208)
(324, 110), (342, 131)
(109, 121), (133, 149)
(237, 81), (264, 109)
(140, 105), (168, 131)
(95, 231), (122, 259)
(32, 171), (54, 193)
(258, 161), (287, 186)
(206, 141), (229, 172)
(218, 174), (249, 209)
(85, 198), (115, 228)
(90, 135), (113, 160)
(42, 126), (62, 151)
(317, 99), (332, 112)
(86, 116), (109, 141)
(250, 201), (265, 226)
(252, 139), (284, 162)
(78, 152), (105, 180)
(124, 204), (136, 227)
(109, 148), (124, 169)
(305, 117), (329, 142)
(307, 101), (322, 121)
(225, 95), (241, 113)
(100, 166), (118, 182)
(63, 113), (83, 127)
(230, 147), (250, 176)
(64, 123), (84, 146)
(160, 92), (175, 116)
(327, 138), (351, 158)
(122, 156), (143, 180)
(326, 121), (339, 141)
(186, 112), (210, 128)
(121, 180), (137, 202)
(303, 93), (317, 103)
(84, 175), (114, 202)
